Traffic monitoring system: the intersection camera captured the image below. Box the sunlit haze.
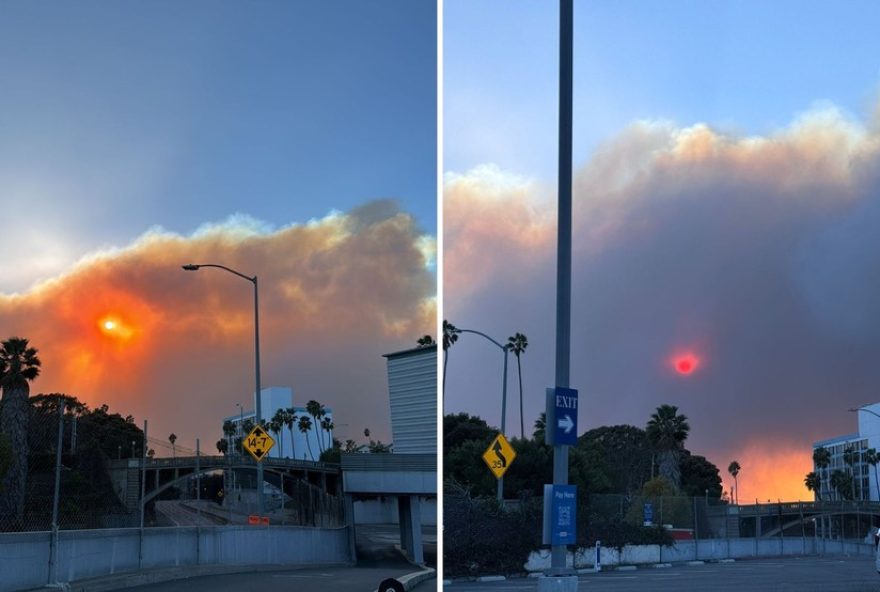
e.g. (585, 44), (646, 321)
(0, 2), (437, 451)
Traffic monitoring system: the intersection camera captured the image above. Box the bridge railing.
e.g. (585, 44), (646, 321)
(107, 455), (339, 473)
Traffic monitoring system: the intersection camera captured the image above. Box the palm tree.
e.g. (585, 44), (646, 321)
(168, 433), (177, 459)
(285, 408), (298, 460)
(805, 472), (821, 500)
(865, 448), (880, 501)
(831, 469), (852, 501)
(306, 400), (326, 454)
(533, 412), (547, 443)
(298, 415), (314, 460)
(216, 439), (229, 455)
(271, 408), (287, 458)
(222, 420), (236, 450)
(645, 404), (690, 490)
(843, 446), (857, 500)
(728, 461), (741, 505)
(416, 335), (435, 347)
(813, 446), (831, 501)
(0, 337), (41, 525)
(320, 416), (334, 453)
(507, 332), (529, 439)
(442, 320), (459, 396)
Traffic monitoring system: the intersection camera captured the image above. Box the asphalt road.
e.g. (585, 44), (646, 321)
(447, 557), (880, 592)
(127, 523), (432, 592)
(128, 566), (423, 592)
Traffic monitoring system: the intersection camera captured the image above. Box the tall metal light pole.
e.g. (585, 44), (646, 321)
(549, 0), (575, 584)
(236, 403), (245, 453)
(456, 327), (510, 502)
(183, 263), (264, 515)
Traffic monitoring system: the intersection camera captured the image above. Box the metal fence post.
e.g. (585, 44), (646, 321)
(799, 502), (806, 554)
(754, 502), (759, 557)
(777, 500), (783, 556)
(139, 420), (148, 569)
(693, 496), (698, 561)
(47, 401), (65, 585)
(196, 438), (201, 565)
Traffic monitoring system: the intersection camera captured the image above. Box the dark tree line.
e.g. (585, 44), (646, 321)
(443, 408), (722, 501)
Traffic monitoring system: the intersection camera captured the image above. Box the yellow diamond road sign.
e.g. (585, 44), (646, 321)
(482, 433), (516, 479)
(243, 425), (275, 462)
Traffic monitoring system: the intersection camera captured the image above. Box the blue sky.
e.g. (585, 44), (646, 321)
(445, 0), (880, 179)
(0, 1), (436, 293)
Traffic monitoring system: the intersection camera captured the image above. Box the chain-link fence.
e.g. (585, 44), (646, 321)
(444, 481), (880, 577)
(0, 394), (345, 533)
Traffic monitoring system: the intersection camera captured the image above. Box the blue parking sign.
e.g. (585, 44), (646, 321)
(543, 484), (577, 545)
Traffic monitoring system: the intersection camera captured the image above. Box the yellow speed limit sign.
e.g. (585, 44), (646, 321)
(482, 433), (516, 479)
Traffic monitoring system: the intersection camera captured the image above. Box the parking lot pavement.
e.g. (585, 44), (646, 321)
(446, 556), (880, 592)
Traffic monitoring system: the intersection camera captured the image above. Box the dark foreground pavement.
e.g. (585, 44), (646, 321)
(447, 556), (880, 592)
(124, 522), (434, 592)
(127, 566), (424, 592)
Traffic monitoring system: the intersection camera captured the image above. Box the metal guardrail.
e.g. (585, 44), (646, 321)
(731, 500), (880, 515)
(107, 455), (339, 473)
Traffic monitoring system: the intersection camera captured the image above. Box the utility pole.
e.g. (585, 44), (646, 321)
(539, 1), (577, 590)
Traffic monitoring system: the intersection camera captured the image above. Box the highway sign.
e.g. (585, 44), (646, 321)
(482, 433), (516, 479)
(543, 484), (577, 545)
(545, 386), (578, 446)
(643, 502), (653, 526)
(243, 424), (275, 462)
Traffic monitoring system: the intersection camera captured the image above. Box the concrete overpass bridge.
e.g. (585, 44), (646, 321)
(108, 455), (341, 513)
(721, 500), (880, 539)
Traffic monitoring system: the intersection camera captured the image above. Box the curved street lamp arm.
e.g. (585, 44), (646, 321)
(456, 328), (509, 351)
(850, 407), (880, 420)
(182, 263), (256, 283)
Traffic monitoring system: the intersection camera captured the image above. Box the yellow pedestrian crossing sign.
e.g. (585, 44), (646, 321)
(482, 433), (516, 479)
(243, 424), (275, 462)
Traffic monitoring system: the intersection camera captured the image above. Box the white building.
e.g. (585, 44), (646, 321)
(222, 386), (333, 462)
(811, 402), (880, 501)
(385, 345), (437, 454)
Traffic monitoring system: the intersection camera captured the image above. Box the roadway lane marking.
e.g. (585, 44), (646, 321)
(271, 573), (334, 578)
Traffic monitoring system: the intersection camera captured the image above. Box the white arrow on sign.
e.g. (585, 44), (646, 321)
(558, 414), (574, 434)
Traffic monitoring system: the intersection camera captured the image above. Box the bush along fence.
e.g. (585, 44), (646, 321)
(444, 482), (880, 577)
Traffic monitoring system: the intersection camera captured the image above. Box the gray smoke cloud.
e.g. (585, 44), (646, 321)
(444, 105), (880, 499)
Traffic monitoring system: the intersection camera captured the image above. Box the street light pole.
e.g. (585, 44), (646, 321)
(183, 263), (264, 515)
(456, 327), (510, 502)
(549, 0), (574, 583)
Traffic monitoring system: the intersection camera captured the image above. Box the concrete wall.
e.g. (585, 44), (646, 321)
(0, 525), (351, 592)
(525, 538), (876, 572)
(353, 497), (437, 526)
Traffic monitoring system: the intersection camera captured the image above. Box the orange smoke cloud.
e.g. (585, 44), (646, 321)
(0, 200), (435, 447)
(444, 104), (880, 501)
(716, 441), (813, 503)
